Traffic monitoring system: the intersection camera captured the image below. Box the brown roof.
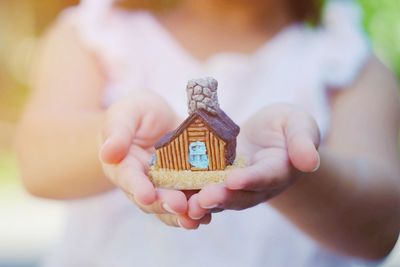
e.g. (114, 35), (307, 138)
(155, 108), (240, 149)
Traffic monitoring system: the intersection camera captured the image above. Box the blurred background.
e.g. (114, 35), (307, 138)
(0, 0), (399, 266)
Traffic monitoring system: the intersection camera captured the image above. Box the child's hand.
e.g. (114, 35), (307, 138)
(188, 104), (320, 219)
(99, 91), (210, 229)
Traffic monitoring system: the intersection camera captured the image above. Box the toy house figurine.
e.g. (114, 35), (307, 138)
(149, 77), (241, 189)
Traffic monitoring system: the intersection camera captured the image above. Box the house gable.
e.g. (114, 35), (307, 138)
(155, 109), (238, 149)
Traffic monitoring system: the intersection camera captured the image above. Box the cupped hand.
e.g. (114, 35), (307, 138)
(99, 91), (210, 229)
(188, 104), (321, 219)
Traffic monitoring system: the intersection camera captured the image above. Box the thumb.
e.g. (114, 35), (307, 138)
(100, 92), (179, 165)
(284, 110), (320, 173)
(100, 100), (140, 164)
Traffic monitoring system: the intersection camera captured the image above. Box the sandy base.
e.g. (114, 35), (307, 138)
(149, 158), (246, 190)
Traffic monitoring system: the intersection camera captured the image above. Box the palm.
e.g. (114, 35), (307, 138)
(188, 104), (320, 218)
(100, 92), (211, 229)
(234, 108), (297, 194)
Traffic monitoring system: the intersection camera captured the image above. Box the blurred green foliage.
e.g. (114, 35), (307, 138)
(359, 0), (400, 77)
(0, 150), (18, 184)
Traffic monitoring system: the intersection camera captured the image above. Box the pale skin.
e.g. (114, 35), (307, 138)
(16, 0), (400, 261)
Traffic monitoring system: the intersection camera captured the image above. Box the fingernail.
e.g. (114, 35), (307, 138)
(102, 138), (111, 148)
(189, 213), (204, 220)
(201, 203), (219, 209)
(177, 218), (184, 228)
(312, 154), (320, 172)
(99, 139), (111, 161)
(162, 203), (178, 215)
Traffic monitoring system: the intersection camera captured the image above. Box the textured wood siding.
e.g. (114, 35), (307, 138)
(208, 132), (226, 170)
(156, 118), (226, 170)
(188, 119), (208, 171)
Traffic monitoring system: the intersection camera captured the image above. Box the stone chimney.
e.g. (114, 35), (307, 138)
(186, 77), (219, 115)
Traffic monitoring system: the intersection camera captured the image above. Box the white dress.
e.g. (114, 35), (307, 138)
(43, 1), (379, 266)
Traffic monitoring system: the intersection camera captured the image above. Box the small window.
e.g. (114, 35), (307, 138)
(189, 141), (209, 169)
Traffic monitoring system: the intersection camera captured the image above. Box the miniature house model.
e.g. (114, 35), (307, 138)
(154, 77), (240, 171)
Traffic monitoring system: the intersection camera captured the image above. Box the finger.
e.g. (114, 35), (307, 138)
(155, 188), (187, 214)
(177, 214), (210, 230)
(197, 184), (270, 211)
(134, 110), (179, 149)
(115, 154), (156, 206)
(131, 93), (182, 148)
(183, 190), (199, 200)
(225, 148), (292, 191)
(127, 188), (187, 215)
(284, 111), (320, 172)
(210, 208), (225, 214)
(156, 214), (211, 229)
(188, 194), (209, 220)
(100, 101), (139, 164)
(156, 214), (180, 228)
(199, 214), (212, 225)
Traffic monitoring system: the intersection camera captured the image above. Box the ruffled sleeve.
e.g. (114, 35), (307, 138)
(59, 0), (115, 51)
(57, 0), (151, 106)
(319, 0), (371, 88)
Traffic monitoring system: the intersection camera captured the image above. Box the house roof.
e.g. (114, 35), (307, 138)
(155, 108), (240, 149)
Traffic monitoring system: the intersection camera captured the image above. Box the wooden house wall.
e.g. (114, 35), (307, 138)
(156, 118), (226, 171)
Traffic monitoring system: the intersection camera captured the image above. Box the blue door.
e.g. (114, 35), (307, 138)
(189, 141), (209, 169)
